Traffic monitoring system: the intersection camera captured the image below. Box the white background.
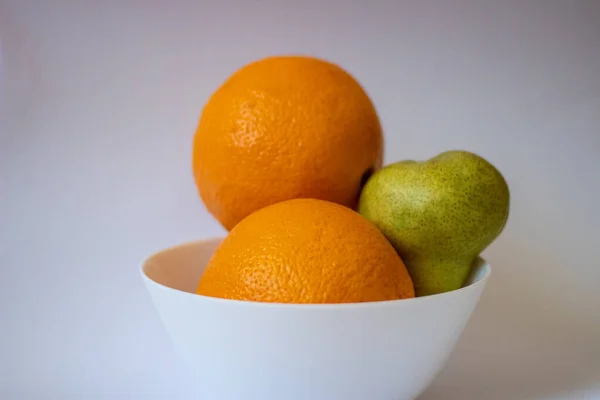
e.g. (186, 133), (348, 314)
(1, 1), (599, 399)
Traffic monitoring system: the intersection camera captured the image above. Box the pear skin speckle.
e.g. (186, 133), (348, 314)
(358, 150), (509, 296)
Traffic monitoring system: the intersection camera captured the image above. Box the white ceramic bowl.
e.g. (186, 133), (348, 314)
(141, 238), (491, 400)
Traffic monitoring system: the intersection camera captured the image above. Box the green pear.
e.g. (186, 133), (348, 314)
(358, 150), (509, 296)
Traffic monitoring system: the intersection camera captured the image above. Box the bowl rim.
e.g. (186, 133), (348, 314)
(140, 237), (492, 310)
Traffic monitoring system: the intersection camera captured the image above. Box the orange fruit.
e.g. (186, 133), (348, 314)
(197, 199), (415, 304)
(192, 56), (383, 230)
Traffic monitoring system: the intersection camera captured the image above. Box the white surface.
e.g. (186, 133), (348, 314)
(1, 1), (599, 399)
(142, 238), (489, 400)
